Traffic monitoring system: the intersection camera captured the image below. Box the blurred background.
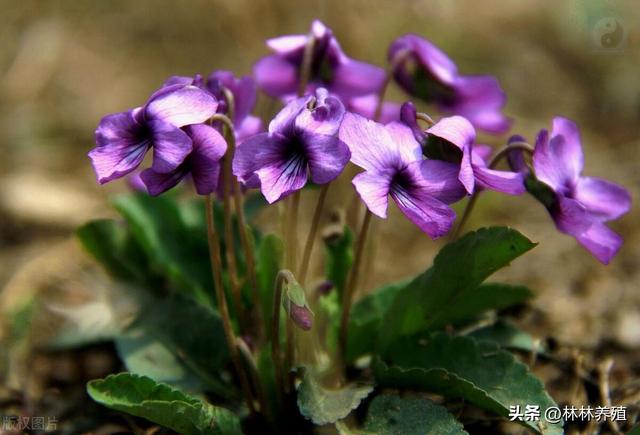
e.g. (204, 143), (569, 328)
(0, 0), (639, 432)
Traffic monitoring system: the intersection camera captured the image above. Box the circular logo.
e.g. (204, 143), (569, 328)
(592, 17), (625, 49)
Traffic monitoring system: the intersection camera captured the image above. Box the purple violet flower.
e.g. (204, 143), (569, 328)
(339, 112), (466, 238)
(347, 94), (401, 124)
(207, 71), (263, 141)
(163, 71), (263, 142)
(140, 124), (227, 196)
(517, 117), (631, 264)
(127, 170), (147, 193)
(400, 102), (524, 196)
(253, 20), (385, 101)
(89, 84), (218, 184)
(389, 34), (510, 134)
(233, 88), (350, 203)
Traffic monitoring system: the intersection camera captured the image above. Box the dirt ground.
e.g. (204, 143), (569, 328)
(1, 1), (639, 433)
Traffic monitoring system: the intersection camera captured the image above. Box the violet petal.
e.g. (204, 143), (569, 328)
(574, 176), (631, 222)
(391, 183), (456, 239)
(149, 119), (193, 173)
(186, 124), (227, 195)
(416, 160), (467, 204)
(574, 222), (623, 265)
(352, 171), (392, 218)
(330, 59), (386, 98)
(90, 110), (149, 183)
(295, 89), (345, 136)
(306, 134), (351, 185)
(254, 134), (309, 203)
(253, 55), (298, 98)
(145, 85), (217, 127)
(339, 112), (400, 172)
(473, 165), (525, 195)
(233, 132), (269, 188)
(444, 75), (511, 134)
(140, 167), (188, 196)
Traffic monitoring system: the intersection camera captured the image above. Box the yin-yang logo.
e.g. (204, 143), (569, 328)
(592, 17), (626, 50)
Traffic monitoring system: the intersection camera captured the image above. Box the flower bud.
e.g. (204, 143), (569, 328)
(285, 302), (313, 331)
(282, 281), (313, 331)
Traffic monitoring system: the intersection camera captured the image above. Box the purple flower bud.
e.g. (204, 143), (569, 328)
(389, 34), (510, 134)
(282, 280), (313, 331)
(506, 134), (529, 173)
(399, 101), (427, 146)
(284, 302), (313, 331)
(315, 280), (335, 296)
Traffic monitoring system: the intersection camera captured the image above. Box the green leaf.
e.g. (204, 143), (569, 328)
(335, 420), (366, 435)
(375, 333), (562, 434)
(76, 219), (148, 282)
(87, 373), (242, 435)
(324, 225), (354, 294)
(159, 294), (230, 377)
(297, 370), (373, 425)
(286, 282), (309, 309)
(377, 227), (536, 354)
(434, 283), (534, 329)
(177, 197), (261, 271)
(363, 394), (468, 435)
(112, 193), (213, 305)
(121, 293), (231, 397)
(115, 334), (204, 392)
(346, 280), (407, 363)
(317, 289), (340, 353)
(6, 300), (35, 346)
(256, 234), (284, 330)
(468, 321), (546, 354)
(256, 346), (280, 426)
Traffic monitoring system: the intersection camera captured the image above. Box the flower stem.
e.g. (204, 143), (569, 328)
(219, 117), (247, 333)
(236, 336), (268, 413)
(449, 142), (535, 241)
(222, 87), (236, 123)
(204, 195), (255, 413)
(232, 183), (264, 339)
(338, 209), (373, 364)
(416, 111), (436, 127)
(448, 193), (480, 242)
(271, 269), (295, 405)
(298, 183), (330, 284)
(284, 312), (295, 394)
(373, 48), (410, 121)
(372, 76), (391, 122)
(297, 32), (316, 97)
(285, 191), (301, 269)
(488, 141), (535, 170)
(221, 89), (265, 343)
